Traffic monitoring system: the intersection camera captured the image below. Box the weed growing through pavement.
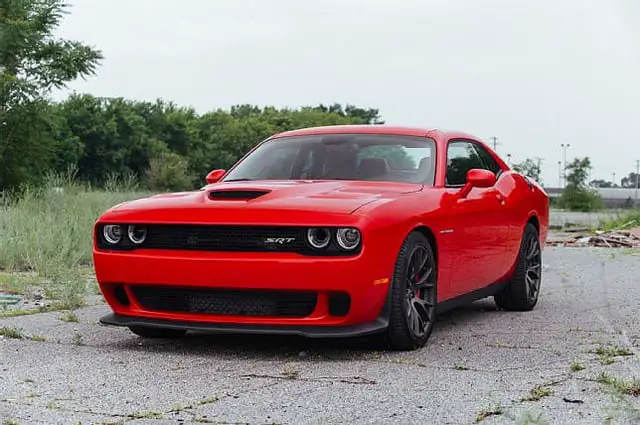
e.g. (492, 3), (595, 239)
(570, 362), (586, 372)
(0, 327), (24, 339)
(59, 310), (79, 323)
(475, 404), (504, 423)
(520, 385), (553, 402)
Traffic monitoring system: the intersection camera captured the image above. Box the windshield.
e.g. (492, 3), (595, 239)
(222, 134), (436, 185)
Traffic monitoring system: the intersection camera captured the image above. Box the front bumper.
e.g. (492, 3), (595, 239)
(100, 310), (389, 338)
(94, 248), (395, 333)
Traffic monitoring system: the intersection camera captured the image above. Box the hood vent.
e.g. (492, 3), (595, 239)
(208, 189), (271, 200)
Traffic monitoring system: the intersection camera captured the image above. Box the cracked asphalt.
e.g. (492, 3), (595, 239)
(1, 248), (639, 425)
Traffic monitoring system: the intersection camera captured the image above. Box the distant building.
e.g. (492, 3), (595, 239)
(545, 187), (639, 209)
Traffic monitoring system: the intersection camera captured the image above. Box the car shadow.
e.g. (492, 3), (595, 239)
(113, 299), (500, 360)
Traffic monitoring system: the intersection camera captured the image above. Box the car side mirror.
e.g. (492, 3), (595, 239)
(205, 169), (226, 184)
(458, 168), (496, 198)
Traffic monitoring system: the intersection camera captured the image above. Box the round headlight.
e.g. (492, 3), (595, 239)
(307, 227), (331, 249)
(127, 225), (147, 245)
(336, 228), (361, 250)
(102, 225), (123, 245)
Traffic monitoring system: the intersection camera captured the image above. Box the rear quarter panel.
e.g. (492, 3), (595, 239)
(501, 171), (549, 274)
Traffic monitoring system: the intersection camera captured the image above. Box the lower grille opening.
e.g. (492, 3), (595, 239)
(113, 285), (130, 306)
(328, 292), (351, 316)
(131, 286), (317, 318)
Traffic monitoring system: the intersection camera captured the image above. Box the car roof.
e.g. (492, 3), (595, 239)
(272, 124), (481, 142)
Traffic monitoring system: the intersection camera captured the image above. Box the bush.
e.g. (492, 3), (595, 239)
(557, 187), (603, 212)
(143, 152), (194, 192)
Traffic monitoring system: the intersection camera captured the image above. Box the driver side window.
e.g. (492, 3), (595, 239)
(445, 141), (486, 186)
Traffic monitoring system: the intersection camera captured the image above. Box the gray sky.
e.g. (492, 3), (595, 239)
(52, 0), (640, 187)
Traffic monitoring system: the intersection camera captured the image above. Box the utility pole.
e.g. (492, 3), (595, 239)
(612, 172), (616, 187)
(557, 161), (562, 188)
(561, 143), (570, 188)
(490, 137), (499, 151)
(635, 159), (639, 204)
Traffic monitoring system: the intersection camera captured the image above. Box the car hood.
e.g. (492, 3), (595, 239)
(102, 180), (423, 223)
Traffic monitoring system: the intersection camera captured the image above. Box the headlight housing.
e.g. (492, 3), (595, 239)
(98, 223), (148, 249)
(102, 225), (123, 245)
(306, 227), (331, 249)
(336, 228), (361, 250)
(305, 226), (362, 253)
(127, 225), (147, 245)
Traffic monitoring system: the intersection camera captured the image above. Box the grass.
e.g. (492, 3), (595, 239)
(590, 345), (634, 365)
(0, 326), (25, 339)
(59, 310), (79, 323)
(520, 385), (553, 402)
(570, 362), (586, 372)
(475, 404), (504, 423)
(596, 372), (640, 397)
(598, 210), (640, 231)
(0, 170), (152, 308)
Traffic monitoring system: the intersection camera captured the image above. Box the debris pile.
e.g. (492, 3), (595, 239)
(546, 221), (640, 248)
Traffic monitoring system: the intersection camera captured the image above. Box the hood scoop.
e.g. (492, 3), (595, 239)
(208, 189), (271, 201)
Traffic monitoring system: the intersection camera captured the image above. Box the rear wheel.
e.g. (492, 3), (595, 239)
(384, 231), (437, 350)
(128, 326), (187, 339)
(494, 222), (542, 311)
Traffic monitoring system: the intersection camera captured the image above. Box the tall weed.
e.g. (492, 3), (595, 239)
(0, 172), (154, 307)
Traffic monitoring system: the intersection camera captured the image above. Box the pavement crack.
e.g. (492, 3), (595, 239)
(240, 373), (377, 385)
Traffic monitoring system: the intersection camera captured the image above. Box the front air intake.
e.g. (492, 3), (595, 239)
(208, 189), (270, 200)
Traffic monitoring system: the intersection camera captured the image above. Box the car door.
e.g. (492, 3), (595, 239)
(444, 140), (509, 296)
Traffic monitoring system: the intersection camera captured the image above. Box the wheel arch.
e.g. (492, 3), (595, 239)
(527, 213), (540, 234)
(411, 225), (438, 265)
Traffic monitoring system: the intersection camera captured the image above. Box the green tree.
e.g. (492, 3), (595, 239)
(0, 0), (103, 189)
(621, 172), (639, 189)
(589, 179), (615, 188)
(144, 151), (193, 192)
(558, 157), (602, 211)
(513, 158), (542, 184)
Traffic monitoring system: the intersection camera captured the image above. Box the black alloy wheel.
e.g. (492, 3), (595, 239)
(385, 231), (438, 350)
(494, 222), (542, 311)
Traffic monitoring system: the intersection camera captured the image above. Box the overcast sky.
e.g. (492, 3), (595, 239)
(52, 0), (640, 187)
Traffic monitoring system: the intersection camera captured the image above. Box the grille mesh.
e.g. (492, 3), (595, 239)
(142, 225), (306, 252)
(132, 286), (318, 317)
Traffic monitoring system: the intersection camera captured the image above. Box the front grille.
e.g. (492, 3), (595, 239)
(131, 286), (318, 318)
(96, 224), (361, 256)
(142, 224), (306, 252)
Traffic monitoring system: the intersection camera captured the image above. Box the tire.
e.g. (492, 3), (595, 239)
(494, 222), (542, 311)
(128, 325), (187, 339)
(384, 231), (438, 351)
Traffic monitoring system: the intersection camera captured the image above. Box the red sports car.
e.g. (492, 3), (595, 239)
(94, 125), (549, 350)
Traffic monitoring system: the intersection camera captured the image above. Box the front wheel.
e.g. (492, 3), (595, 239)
(128, 326), (187, 339)
(494, 222), (542, 311)
(384, 231), (438, 351)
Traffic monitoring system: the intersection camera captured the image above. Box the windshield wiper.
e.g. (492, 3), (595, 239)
(222, 178), (255, 182)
